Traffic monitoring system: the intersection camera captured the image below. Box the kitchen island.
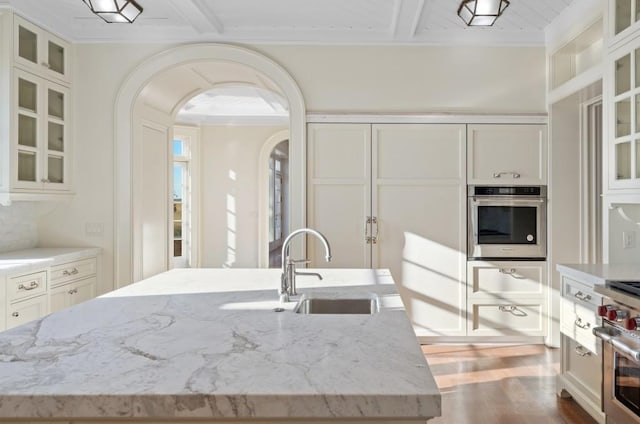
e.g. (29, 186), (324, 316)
(0, 268), (440, 423)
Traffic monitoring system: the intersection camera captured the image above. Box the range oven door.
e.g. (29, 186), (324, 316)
(468, 196), (546, 259)
(600, 327), (640, 424)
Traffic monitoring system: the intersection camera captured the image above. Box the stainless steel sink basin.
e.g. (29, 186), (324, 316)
(294, 295), (379, 315)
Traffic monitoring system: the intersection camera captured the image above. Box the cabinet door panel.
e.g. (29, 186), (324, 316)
(467, 124), (547, 185)
(307, 124), (371, 268)
(373, 124), (466, 337)
(6, 295), (47, 330)
(469, 300), (545, 336)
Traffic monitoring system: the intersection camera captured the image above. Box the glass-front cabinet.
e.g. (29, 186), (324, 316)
(13, 15), (70, 84)
(13, 69), (70, 191)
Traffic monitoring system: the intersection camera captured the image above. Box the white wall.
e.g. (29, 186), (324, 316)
(200, 125), (287, 268)
(0, 202), (52, 251)
(36, 43), (546, 292)
(609, 204), (640, 264)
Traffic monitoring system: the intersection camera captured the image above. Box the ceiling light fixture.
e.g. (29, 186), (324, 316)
(457, 0), (510, 27)
(82, 0), (143, 23)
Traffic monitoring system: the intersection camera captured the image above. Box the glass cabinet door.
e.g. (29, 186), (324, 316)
(16, 73), (40, 185)
(14, 16), (70, 83)
(44, 84), (68, 186)
(612, 45), (640, 186)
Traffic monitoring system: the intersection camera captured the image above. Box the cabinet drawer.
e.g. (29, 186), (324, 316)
(562, 276), (602, 308)
(49, 257), (96, 287)
(49, 276), (97, 313)
(468, 261), (545, 298)
(6, 294), (47, 330)
(560, 297), (600, 353)
(565, 337), (602, 402)
(468, 299), (545, 336)
(7, 270), (47, 302)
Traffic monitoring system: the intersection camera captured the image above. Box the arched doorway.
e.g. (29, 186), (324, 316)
(114, 44), (306, 287)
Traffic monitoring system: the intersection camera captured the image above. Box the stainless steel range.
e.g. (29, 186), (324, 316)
(594, 281), (640, 424)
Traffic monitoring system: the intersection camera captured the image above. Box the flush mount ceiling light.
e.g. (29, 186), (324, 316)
(457, 0), (510, 27)
(82, 0), (143, 23)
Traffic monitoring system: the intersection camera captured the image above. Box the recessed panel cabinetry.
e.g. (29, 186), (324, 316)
(5, 270), (47, 330)
(307, 123), (467, 338)
(556, 272), (605, 424)
(0, 11), (72, 204)
(467, 261), (547, 337)
(49, 258), (98, 313)
(467, 124), (547, 185)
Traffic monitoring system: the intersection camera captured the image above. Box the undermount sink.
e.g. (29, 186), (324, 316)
(294, 294), (379, 315)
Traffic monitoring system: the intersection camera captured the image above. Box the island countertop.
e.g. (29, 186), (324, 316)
(0, 268), (440, 422)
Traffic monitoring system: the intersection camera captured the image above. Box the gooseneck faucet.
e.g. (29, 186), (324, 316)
(280, 228), (332, 302)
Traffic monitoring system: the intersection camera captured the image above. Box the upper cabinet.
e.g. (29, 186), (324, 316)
(13, 15), (71, 85)
(467, 124), (548, 186)
(605, 0), (640, 191)
(0, 11), (73, 204)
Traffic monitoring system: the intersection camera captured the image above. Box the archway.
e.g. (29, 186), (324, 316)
(114, 44), (306, 287)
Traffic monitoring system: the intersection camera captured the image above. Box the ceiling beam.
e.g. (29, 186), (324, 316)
(391, 0), (425, 40)
(167, 0), (224, 34)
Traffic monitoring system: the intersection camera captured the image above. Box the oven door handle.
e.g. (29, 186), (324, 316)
(472, 197), (546, 205)
(594, 326), (640, 361)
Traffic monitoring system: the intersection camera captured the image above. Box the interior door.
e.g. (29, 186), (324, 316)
(372, 124), (467, 337)
(307, 123), (371, 268)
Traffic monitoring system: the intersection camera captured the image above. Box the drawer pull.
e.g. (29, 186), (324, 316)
(493, 171), (521, 179)
(574, 345), (591, 357)
(68, 288), (78, 295)
(498, 268), (525, 279)
(574, 291), (592, 302)
(18, 281), (39, 291)
(11, 312), (19, 317)
(62, 268), (79, 276)
(575, 317), (591, 330)
(498, 305), (528, 317)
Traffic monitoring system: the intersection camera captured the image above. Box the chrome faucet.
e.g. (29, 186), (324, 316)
(280, 228), (332, 302)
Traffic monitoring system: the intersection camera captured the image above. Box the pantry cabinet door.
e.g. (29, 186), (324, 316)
(307, 123), (371, 268)
(372, 124), (467, 337)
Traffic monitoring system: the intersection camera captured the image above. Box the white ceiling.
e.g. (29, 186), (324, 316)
(6, 0), (578, 45)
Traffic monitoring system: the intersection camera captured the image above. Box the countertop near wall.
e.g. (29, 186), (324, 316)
(0, 247), (102, 276)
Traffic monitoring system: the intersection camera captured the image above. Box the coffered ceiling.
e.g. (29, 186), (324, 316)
(5, 0), (578, 45)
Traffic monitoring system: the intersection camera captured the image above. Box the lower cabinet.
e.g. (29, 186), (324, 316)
(49, 276), (96, 313)
(557, 273), (604, 424)
(467, 261), (547, 337)
(6, 292), (48, 330)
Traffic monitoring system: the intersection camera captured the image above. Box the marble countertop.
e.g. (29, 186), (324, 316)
(0, 268), (440, 421)
(556, 263), (640, 286)
(0, 247), (102, 276)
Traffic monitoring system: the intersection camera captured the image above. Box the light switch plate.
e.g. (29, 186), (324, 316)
(85, 222), (104, 237)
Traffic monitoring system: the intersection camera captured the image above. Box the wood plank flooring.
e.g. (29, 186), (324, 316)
(421, 344), (598, 424)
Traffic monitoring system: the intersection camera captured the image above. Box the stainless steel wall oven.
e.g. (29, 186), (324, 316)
(467, 185), (547, 260)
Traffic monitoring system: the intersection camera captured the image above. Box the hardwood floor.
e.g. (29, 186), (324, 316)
(422, 344), (598, 424)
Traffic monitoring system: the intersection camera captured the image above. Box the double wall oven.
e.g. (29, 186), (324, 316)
(467, 185), (547, 260)
(594, 282), (640, 424)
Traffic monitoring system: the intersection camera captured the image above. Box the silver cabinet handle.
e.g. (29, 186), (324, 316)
(575, 317), (591, 329)
(18, 281), (39, 291)
(68, 288), (78, 295)
(574, 345), (591, 357)
(371, 216), (378, 244)
(574, 291), (592, 301)
(498, 268), (525, 279)
(364, 216), (371, 244)
(493, 171), (521, 179)
(11, 312), (19, 317)
(62, 268), (79, 276)
(498, 305), (528, 317)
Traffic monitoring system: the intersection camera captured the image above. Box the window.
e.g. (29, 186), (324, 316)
(172, 136), (191, 268)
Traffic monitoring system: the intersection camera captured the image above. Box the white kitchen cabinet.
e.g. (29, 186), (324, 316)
(13, 15), (70, 85)
(0, 10), (73, 205)
(557, 272), (605, 424)
(5, 270), (48, 331)
(49, 257), (98, 313)
(467, 261), (547, 337)
(6, 294), (47, 330)
(308, 123), (467, 337)
(49, 277), (97, 313)
(467, 124), (548, 185)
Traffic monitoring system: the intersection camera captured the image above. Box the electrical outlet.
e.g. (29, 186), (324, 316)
(623, 231), (637, 249)
(85, 222), (104, 238)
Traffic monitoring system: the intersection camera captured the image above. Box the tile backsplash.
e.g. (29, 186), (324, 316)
(0, 203), (43, 252)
